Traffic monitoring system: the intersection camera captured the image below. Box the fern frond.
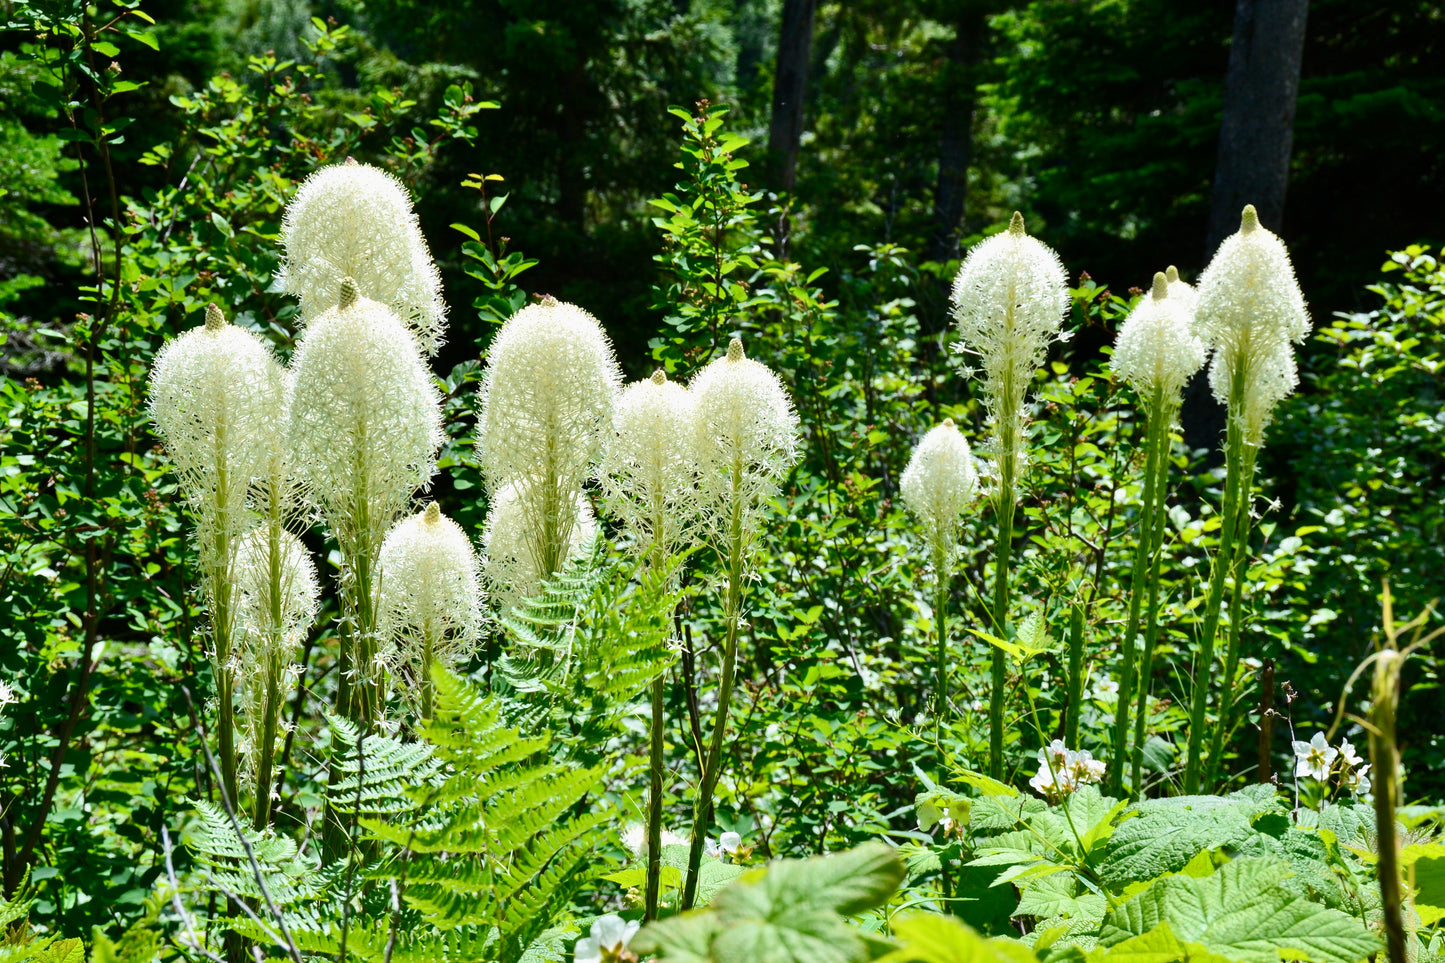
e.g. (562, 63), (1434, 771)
(184, 799), (320, 904)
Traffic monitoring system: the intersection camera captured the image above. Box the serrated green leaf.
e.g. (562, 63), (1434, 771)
(877, 913), (1035, 962)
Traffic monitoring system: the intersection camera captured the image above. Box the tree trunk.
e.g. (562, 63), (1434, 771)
(927, 7), (987, 266)
(1185, 0), (1309, 458)
(767, 0), (818, 191)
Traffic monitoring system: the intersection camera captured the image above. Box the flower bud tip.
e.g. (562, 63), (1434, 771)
(727, 337), (745, 362)
(204, 303), (226, 332)
(1165, 264), (1180, 283)
(344, 156), (358, 165)
(338, 277), (359, 309)
(1008, 211), (1026, 237)
(650, 368), (668, 385)
(1240, 204), (1260, 235)
(538, 294), (559, 308)
(423, 501), (441, 524)
(1151, 271), (1169, 301)
(941, 417), (955, 429)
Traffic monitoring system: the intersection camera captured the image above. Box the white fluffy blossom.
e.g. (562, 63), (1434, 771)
(1194, 205), (1311, 446)
(279, 159), (447, 354)
(603, 368), (697, 559)
(288, 282), (444, 562)
(482, 481), (597, 612)
(235, 526), (318, 768)
(477, 297), (621, 582)
(1112, 271), (1207, 408)
(149, 304), (287, 570)
(900, 418), (978, 565)
(689, 337), (798, 547)
(950, 212), (1069, 479)
(377, 502), (484, 708)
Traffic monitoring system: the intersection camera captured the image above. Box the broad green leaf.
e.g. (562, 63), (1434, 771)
(878, 913), (1035, 963)
(1098, 857), (1380, 963)
(1015, 873), (1106, 923)
(30, 940), (82, 963)
(1403, 842), (1445, 925)
(1086, 921), (1229, 963)
(632, 911), (724, 963)
(1098, 799), (1257, 886)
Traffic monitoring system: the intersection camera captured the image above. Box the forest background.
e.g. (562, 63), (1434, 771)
(3, 0), (1445, 946)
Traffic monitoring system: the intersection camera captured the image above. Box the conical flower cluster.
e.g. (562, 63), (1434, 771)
(900, 418), (979, 563)
(689, 338), (798, 545)
(1111, 272), (1207, 410)
(377, 502), (484, 705)
(234, 527), (318, 766)
(149, 304), (287, 568)
(1194, 205), (1311, 445)
(279, 160), (447, 355)
(477, 296), (621, 585)
(482, 481), (597, 611)
(288, 281), (444, 562)
(603, 369), (697, 558)
(950, 213), (1069, 473)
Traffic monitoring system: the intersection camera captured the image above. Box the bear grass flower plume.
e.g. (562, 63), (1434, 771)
(900, 418), (978, 563)
(482, 481), (597, 612)
(279, 159), (447, 355)
(1112, 272), (1207, 410)
(477, 296), (621, 583)
(949, 212), (1068, 781)
(149, 302), (287, 806)
(377, 502), (483, 718)
(603, 368), (698, 561)
(288, 279), (443, 723)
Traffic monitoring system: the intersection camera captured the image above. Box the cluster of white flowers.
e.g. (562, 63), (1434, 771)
(377, 502), (484, 709)
(1028, 740), (1105, 801)
(950, 212), (1069, 479)
(279, 159), (447, 355)
(288, 282), (444, 574)
(1194, 205), (1311, 446)
(234, 527), (319, 769)
(689, 337), (799, 549)
(1111, 271), (1207, 410)
(1293, 733), (1371, 797)
(900, 418), (979, 565)
(621, 823), (688, 859)
(481, 480), (597, 610)
(602, 368), (697, 560)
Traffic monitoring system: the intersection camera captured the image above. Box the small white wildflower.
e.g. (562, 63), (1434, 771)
(1092, 677), (1120, 701)
(279, 159), (447, 354)
(900, 418), (979, 565)
(1068, 749), (1106, 786)
(377, 502), (484, 712)
(718, 831), (742, 854)
(1344, 765), (1372, 797)
(621, 823), (687, 858)
(0, 681), (15, 710)
(573, 913), (640, 963)
(481, 481), (596, 612)
(1111, 271), (1206, 409)
(1293, 732), (1337, 781)
(1338, 739), (1364, 769)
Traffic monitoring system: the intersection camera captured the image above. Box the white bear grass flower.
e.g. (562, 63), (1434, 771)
(377, 502), (483, 718)
(481, 481), (597, 612)
(900, 418), (978, 566)
(477, 296), (621, 584)
(603, 368), (697, 561)
(279, 159), (447, 355)
(1111, 271), (1207, 411)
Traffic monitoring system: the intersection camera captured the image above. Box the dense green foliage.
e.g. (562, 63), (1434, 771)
(2, 1), (1444, 962)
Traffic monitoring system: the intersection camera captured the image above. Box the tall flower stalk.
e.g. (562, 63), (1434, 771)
(288, 280), (443, 727)
(603, 368), (697, 921)
(1183, 205), (1309, 792)
(1107, 271), (1205, 794)
(900, 419), (979, 727)
(149, 304), (284, 809)
(681, 338), (797, 910)
(950, 212), (1069, 780)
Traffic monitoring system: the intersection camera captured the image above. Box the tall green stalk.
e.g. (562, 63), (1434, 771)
(1205, 446), (1258, 786)
(210, 448), (240, 811)
(933, 543), (952, 722)
(1183, 364), (1249, 793)
(988, 468), (1016, 782)
(683, 463), (745, 910)
(1110, 384), (1167, 793)
(645, 507), (670, 922)
(252, 495), (285, 830)
(1131, 418), (1174, 795)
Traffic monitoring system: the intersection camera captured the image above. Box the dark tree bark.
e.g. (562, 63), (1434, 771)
(927, 6), (987, 266)
(1184, 0), (1309, 458)
(767, 0), (818, 191)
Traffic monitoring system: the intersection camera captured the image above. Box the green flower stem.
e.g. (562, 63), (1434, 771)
(1183, 365), (1250, 793)
(1110, 384), (1167, 793)
(1130, 416), (1174, 796)
(933, 542), (952, 721)
(252, 496), (285, 830)
(683, 462), (746, 910)
(1064, 599), (1085, 749)
(1205, 446), (1259, 786)
(988, 463), (1016, 782)
(645, 508), (670, 922)
(210, 452), (240, 812)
